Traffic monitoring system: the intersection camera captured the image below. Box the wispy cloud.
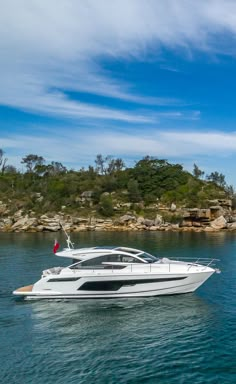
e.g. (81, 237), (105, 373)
(1, 1), (236, 121)
(3, 129), (236, 171)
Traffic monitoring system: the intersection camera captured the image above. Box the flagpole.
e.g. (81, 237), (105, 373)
(60, 222), (74, 249)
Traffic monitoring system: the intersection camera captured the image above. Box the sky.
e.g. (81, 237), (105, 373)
(1, 0), (236, 186)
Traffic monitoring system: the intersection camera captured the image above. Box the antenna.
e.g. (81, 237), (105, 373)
(60, 222), (74, 249)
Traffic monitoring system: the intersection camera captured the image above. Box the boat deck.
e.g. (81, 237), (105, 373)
(15, 284), (33, 292)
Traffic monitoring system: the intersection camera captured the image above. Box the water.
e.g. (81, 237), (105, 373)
(0, 231), (236, 384)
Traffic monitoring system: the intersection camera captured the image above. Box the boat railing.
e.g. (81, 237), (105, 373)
(161, 257), (219, 264)
(100, 257), (220, 273)
(67, 257), (220, 274)
(167, 257), (220, 270)
(185, 258), (220, 271)
(156, 257), (219, 271)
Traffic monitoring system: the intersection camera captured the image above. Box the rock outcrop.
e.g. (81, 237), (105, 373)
(0, 211), (235, 233)
(210, 215), (227, 230)
(0, 199), (235, 233)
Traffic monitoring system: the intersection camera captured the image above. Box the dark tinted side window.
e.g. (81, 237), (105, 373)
(79, 253), (143, 267)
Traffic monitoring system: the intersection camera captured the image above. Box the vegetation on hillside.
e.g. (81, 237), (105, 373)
(0, 149), (234, 217)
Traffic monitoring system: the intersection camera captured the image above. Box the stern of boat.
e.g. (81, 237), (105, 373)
(13, 284), (34, 298)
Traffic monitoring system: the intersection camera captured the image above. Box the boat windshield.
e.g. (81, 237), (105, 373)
(139, 252), (158, 263)
(70, 253), (144, 269)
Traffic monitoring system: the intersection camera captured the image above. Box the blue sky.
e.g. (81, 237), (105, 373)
(1, 1), (236, 186)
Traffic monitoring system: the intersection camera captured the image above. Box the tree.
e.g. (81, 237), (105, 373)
(95, 154), (126, 175)
(95, 154), (106, 175)
(41, 161), (67, 176)
(206, 171), (226, 187)
(21, 154), (45, 173)
(107, 157), (126, 174)
(4, 165), (17, 174)
(0, 149), (8, 174)
(131, 156), (187, 198)
(225, 184), (234, 197)
(193, 163), (204, 179)
(127, 179), (142, 202)
(98, 194), (114, 216)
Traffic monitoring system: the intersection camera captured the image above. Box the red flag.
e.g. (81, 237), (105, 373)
(53, 240), (60, 253)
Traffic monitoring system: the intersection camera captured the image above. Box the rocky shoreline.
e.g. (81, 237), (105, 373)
(1, 211), (236, 233)
(1, 198), (236, 233)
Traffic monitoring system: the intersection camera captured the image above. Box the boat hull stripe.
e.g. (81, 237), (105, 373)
(78, 276), (186, 291)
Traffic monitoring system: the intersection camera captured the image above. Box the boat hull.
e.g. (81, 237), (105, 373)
(13, 270), (214, 300)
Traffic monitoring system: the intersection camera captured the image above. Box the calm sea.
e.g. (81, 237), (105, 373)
(0, 231), (236, 384)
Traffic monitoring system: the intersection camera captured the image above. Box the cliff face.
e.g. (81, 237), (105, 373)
(1, 199), (236, 232)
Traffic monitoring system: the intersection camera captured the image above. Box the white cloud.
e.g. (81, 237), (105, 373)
(1, 1), (236, 120)
(85, 129), (236, 158)
(163, 131), (236, 152)
(3, 129), (236, 171)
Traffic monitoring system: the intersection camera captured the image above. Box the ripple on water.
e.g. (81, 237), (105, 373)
(1, 232), (236, 384)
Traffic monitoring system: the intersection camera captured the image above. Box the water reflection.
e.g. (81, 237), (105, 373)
(1, 231), (236, 384)
(30, 294), (214, 341)
(26, 293), (227, 384)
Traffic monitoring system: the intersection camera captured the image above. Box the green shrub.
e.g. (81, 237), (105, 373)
(97, 195), (114, 217)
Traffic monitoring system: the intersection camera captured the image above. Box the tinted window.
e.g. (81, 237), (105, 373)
(139, 252), (158, 263)
(72, 253), (143, 268)
(120, 255), (141, 263)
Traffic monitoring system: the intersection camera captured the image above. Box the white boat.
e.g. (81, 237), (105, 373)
(13, 237), (220, 300)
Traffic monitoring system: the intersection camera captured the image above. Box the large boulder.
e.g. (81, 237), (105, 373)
(210, 215), (227, 230)
(142, 219), (155, 227)
(11, 216), (38, 231)
(118, 215), (136, 224)
(136, 216), (145, 225)
(11, 216), (29, 230)
(227, 222), (236, 230)
(154, 214), (163, 226)
(170, 203), (176, 212)
(0, 201), (8, 215)
(21, 218), (38, 231)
